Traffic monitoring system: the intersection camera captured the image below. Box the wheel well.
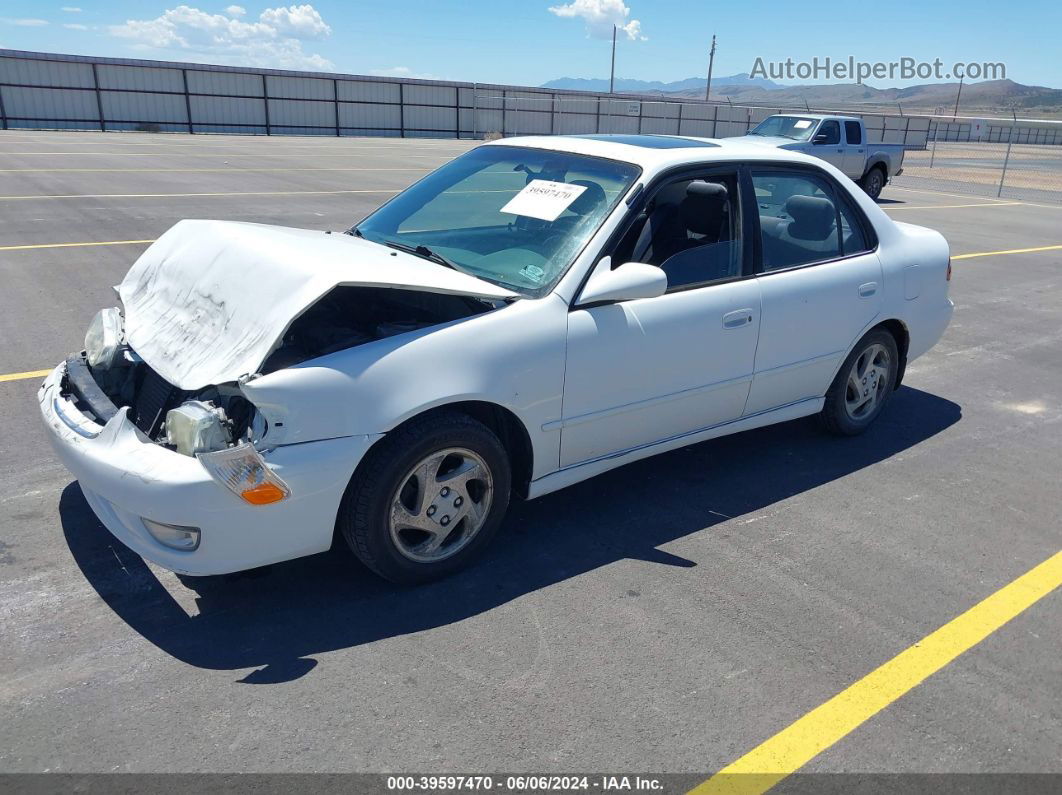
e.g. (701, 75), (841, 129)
(864, 160), (887, 180)
(390, 401), (535, 499)
(874, 319), (909, 389)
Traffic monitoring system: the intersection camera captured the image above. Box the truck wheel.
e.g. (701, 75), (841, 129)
(820, 329), (898, 436)
(860, 166), (886, 200)
(338, 411), (511, 584)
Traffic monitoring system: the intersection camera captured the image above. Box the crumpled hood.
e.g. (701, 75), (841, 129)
(119, 219), (516, 391)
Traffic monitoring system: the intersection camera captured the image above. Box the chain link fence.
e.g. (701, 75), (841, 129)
(892, 119), (1062, 202)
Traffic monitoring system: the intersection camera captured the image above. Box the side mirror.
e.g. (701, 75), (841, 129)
(576, 260), (667, 307)
(812, 133), (830, 144)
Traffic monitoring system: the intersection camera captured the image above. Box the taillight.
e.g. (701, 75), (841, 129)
(946, 258), (952, 281)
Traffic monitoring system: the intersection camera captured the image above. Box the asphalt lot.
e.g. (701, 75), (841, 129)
(0, 131), (1059, 781)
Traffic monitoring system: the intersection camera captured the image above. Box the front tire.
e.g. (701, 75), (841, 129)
(860, 165), (886, 200)
(820, 329), (898, 436)
(338, 411), (511, 584)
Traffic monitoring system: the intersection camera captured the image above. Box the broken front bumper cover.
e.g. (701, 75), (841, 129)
(39, 362), (379, 576)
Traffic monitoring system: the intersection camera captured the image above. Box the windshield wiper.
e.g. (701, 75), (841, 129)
(382, 240), (462, 272)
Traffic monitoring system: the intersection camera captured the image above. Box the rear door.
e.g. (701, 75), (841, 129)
(744, 166), (883, 415)
(842, 120), (867, 178)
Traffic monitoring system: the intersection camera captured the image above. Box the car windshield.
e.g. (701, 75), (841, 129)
(353, 145), (640, 297)
(749, 116), (818, 141)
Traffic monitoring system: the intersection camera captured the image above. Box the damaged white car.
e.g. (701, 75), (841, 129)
(40, 134), (953, 583)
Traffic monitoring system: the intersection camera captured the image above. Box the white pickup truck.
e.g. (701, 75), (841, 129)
(734, 114), (905, 200)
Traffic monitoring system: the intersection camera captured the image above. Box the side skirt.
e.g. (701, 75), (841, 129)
(526, 397), (824, 500)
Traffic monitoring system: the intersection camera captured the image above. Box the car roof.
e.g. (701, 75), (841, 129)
(482, 134), (830, 171)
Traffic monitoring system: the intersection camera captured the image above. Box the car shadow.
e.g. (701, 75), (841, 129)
(61, 386), (960, 683)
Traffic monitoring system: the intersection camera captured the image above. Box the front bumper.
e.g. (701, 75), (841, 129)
(39, 362), (379, 576)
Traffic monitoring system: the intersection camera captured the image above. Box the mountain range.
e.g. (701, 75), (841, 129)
(540, 76), (1062, 117)
(541, 74), (780, 93)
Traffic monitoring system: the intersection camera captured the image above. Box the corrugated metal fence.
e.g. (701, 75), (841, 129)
(4, 49), (1060, 151)
(1, 49), (935, 147)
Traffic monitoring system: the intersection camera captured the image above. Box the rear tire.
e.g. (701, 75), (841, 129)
(820, 329), (898, 436)
(338, 411), (511, 584)
(860, 165), (886, 200)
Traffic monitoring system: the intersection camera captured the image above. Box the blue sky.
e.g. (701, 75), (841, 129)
(1, 1), (1059, 88)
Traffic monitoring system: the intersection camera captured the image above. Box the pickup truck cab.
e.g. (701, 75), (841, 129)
(736, 114), (905, 200)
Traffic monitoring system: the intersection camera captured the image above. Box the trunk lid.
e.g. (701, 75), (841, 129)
(119, 220), (516, 391)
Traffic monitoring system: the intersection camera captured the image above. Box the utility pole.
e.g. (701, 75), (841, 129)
(705, 34), (717, 101)
(952, 72), (964, 120)
(609, 24), (617, 94)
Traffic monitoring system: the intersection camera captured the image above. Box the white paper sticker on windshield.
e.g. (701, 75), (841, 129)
(794, 119), (813, 129)
(500, 179), (587, 222)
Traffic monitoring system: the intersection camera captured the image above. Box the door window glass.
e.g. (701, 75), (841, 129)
(752, 172), (841, 270)
(844, 121), (862, 145)
(624, 173), (741, 290)
(818, 120), (841, 145)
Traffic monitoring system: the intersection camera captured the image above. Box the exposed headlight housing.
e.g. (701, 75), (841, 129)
(198, 443), (290, 505)
(166, 400), (230, 456)
(84, 307), (123, 369)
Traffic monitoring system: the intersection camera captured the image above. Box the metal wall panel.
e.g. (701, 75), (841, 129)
(267, 98), (334, 127)
(339, 102), (401, 129)
(403, 84), (457, 107)
(0, 56), (94, 88)
(337, 80), (400, 103)
(552, 112), (598, 135)
(186, 70), (264, 97)
(404, 105), (456, 132)
(266, 75), (334, 100)
(190, 94), (266, 126)
(101, 91), (187, 123)
(1, 85), (98, 120)
(640, 117), (680, 135)
(96, 64), (184, 92)
(506, 110), (551, 134)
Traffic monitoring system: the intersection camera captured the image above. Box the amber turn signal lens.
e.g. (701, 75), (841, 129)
(240, 481), (288, 505)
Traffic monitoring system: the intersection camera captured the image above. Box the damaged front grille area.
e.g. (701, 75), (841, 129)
(131, 366), (183, 437)
(62, 354), (184, 438)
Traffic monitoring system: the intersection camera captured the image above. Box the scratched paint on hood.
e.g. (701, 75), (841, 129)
(119, 219), (516, 391)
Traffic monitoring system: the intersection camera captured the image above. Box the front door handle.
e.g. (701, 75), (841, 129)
(858, 281), (878, 298)
(722, 309), (755, 329)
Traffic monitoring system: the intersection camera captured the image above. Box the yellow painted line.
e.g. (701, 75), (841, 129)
(0, 167), (430, 173)
(692, 549), (1062, 795)
(952, 244), (1062, 260)
(884, 201), (1023, 210)
(0, 369), (52, 383)
(0, 189), (400, 201)
(0, 239), (154, 252)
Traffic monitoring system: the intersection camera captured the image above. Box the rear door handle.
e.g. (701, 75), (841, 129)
(722, 309), (755, 329)
(858, 281), (878, 298)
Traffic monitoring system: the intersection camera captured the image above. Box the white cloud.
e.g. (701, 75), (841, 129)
(108, 4), (333, 70)
(1, 18), (49, 26)
(63, 23), (89, 30)
(259, 4), (329, 38)
(62, 6), (83, 12)
(225, 5), (246, 16)
(548, 0), (646, 40)
(370, 66), (440, 80)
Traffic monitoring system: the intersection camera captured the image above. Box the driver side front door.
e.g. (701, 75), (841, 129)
(558, 168), (761, 468)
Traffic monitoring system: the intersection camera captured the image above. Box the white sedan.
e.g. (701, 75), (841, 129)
(39, 134), (953, 583)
